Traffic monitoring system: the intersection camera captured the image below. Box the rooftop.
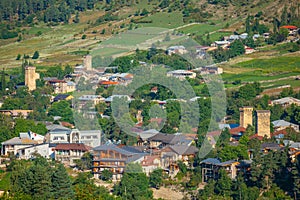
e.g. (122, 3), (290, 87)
(55, 143), (91, 151)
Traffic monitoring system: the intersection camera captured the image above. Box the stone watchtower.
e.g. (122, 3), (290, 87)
(239, 106), (253, 128)
(83, 54), (92, 70)
(256, 110), (271, 138)
(25, 66), (39, 91)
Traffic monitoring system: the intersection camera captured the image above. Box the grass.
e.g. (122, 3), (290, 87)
(233, 57), (300, 73)
(178, 23), (224, 36)
(220, 55), (300, 89)
(0, 172), (10, 191)
(138, 11), (184, 28)
(262, 79), (300, 89)
(100, 27), (167, 47)
(27, 26), (52, 35)
(92, 47), (129, 57)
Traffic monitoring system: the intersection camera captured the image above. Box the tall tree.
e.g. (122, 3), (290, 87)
(52, 164), (74, 199)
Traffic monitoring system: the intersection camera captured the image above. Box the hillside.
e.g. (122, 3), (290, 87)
(0, 0), (299, 69)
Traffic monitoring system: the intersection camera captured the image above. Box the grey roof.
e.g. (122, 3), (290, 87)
(200, 158), (221, 165)
(137, 129), (159, 140)
(290, 142), (300, 149)
(272, 120), (297, 127)
(169, 135), (193, 145)
(78, 95), (103, 101)
(217, 160), (238, 166)
(46, 124), (71, 132)
(261, 143), (281, 150)
(54, 94), (71, 101)
(93, 144), (137, 156)
(126, 153), (148, 163)
(67, 81), (75, 86)
(237, 160), (253, 167)
(148, 133), (175, 143)
(104, 95), (131, 103)
(169, 145), (198, 155)
(2, 137), (37, 145)
(272, 97), (300, 104)
(121, 146), (144, 153)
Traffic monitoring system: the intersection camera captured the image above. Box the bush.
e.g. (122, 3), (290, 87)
(32, 51), (39, 59)
(81, 34), (87, 39)
(100, 169), (113, 181)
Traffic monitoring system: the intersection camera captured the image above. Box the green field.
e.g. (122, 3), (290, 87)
(139, 11), (184, 28)
(221, 56), (300, 89)
(92, 47), (129, 57)
(178, 23), (223, 36)
(233, 57), (300, 73)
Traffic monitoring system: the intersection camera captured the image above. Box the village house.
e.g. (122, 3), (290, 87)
(167, 46), (187, 55)
(270, 97), (300, 107)
(47, 79), (76, 94)
(272, 120), (299, 132)
(280, 25), (298, 36)
(166, 70), (196, 80)
(77, 95), (105, 107)
(53, 94), (73, 102)
(17, 143), (50, 159)
(200, 158), (244, 183)
(92, 144), (146, 180)
(1, 131), (44, 156)
(193, 66), (223, 75)
(141, 155), (161, 175)
(48, 126), (101, 148)
(0, 109), (33, 119)
(54, 143), (91, 166)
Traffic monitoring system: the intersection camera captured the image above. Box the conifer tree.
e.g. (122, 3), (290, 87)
(52, 164), (74, 199)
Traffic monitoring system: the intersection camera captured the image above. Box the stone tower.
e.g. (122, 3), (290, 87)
(256, 110), (271, 138)
(239, 106), (253, 128)
(83, 54), (92, 70)
(25, 66), (39, 91)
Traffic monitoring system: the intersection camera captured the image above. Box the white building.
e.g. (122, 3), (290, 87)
(167, 70), (196, 80)
(17, 143), (50, 159)
(167, 46), (187, 55)
(1, 132), (44, 156)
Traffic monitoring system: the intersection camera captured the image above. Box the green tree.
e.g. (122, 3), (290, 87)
(149, 168), (163, 189)
(1, 68), (6, 94)
(32, 51), (39, 59)
(48, 100), (74, 123)
(215, 169), (232, 197)
(52, 164), (74, 199)
(100, 169), (113, 181)
(114, 163), (153, 200)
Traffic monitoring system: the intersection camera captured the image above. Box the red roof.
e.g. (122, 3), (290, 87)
(230, 127), (246, 135)
(280, 25), (298, 30)
(272, 129), (288, 136)
(207, 130), (221, 137)
(141, 155), (160, 166)
(55, 143), (91, 151)
(49, 79), (66, 83)
(249, 134), (264, 141)
(99, 81), (119, 85)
